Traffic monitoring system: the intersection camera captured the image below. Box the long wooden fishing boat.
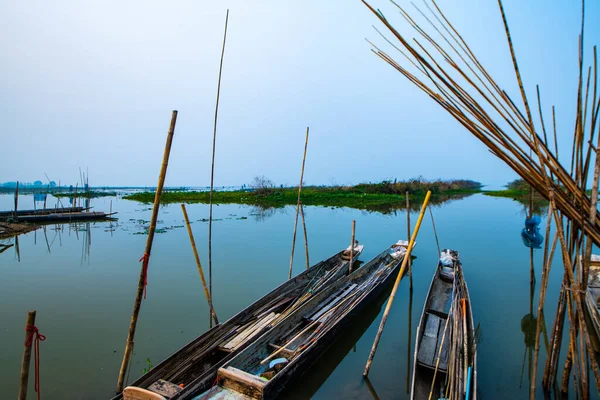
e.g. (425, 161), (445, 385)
(0, 206), (88, 220)
(15, 211), (116, 223)
(411, 249), (477, 400)
(117, 243), (363, 400)
(194, 240), (410, 400)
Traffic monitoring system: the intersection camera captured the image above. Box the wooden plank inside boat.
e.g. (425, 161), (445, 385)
(218, 367), (266, 399)
(147, 379), (182, 398)
(220, 313), (279, 351)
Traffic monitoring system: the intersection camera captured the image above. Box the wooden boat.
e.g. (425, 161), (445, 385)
(196, 240), (410, 400)
(411, 249), (477, 400)
(117, 243), (363, 400)
(15, 211), (116, 223)
(0, 206), (87, 220)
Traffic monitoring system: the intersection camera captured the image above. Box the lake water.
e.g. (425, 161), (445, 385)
(0, 192), (586, 399)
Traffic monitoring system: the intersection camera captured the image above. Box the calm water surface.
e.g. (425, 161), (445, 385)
(0, 193), (585, 399)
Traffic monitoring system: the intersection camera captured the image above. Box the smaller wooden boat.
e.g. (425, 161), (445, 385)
(196, 240), (410, 400)
(117, 243), (363, 400)
(411, 249), (477, 400)
(15, 211), (116, 223)
(0, 206), (88, 220)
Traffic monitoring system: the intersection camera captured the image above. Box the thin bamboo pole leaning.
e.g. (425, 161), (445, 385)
(116, 110), (178, 393)
(181, 204), (219, 326)
(289, 127), (310, 279)
(363, 190), (432, 377)
(300, 202), (310, 270)
(349, 220), (356, 273)
(18, 310), (36, 400)
(208, 10), (229, 327)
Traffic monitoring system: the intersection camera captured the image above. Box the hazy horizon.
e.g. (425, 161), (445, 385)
(1, 1), (597, 188)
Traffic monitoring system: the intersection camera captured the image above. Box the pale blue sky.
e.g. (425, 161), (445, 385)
(0, 1), (597, 187)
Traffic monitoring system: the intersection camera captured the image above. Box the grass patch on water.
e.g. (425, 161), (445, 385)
(123, 179), (482, 212)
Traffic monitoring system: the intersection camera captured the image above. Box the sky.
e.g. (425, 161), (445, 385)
(0, 0), (598, 188)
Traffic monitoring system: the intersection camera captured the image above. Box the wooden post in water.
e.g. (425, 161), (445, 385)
(14, 181), (19, 219)
(181, 204), (219, 325)
(300, 201), (309, 270)
(44, 185), (49, 210)
(116, 110), (178, 393)
(349, 220), (356, 273)
(288, 127), (309, 279)
(18, 310), (36, 400)
(208, 10), (229, 327)
(363, 191), (431, 377)
(406, 191), (411, 278)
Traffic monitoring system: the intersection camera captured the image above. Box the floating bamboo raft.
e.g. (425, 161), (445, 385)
(117, 244), (363, 400)
(195, 240), (409, 400)
(411, 250), (477, 400)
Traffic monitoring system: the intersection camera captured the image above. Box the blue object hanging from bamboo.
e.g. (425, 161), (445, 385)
(521, 215), (543, 249)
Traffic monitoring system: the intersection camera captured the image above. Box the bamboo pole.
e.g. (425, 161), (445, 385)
(406, 278), (413, 394)
(18, 310), (36, 400)
(349, 220), (356, 273)
(300, 202), (310, 270)
(14, 181), (19, 219)
(406, 191), (411, 278)
(208, 10), (229, 325)
(363, 190), (432, 377)
(181, 204), (219, 325)
(289, 127), (309, 279)
(116, 110), (178, 393)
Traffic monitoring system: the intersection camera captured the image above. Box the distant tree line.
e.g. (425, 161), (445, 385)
(0, 180), (57, 188)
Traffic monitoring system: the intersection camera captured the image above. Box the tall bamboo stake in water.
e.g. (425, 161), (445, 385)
(300, 201), (310, 270)
(14, 181), (19, 219)
(182, 204), (219, 325)
(349, 220), (356, 273)
(18, 310), (36, 400)
(116, 110), (178, 393)
(406, 191), (411, 278)
(208, 10), (229, 327)
(288, 127), (310, 279)
(363, 191), (432, 377)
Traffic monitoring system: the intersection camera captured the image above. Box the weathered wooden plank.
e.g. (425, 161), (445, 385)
(218, 367), (265, 400)
(417, 313), (442, 367)
(222, 313), (278, 351)
(309, 284), (357, 321)
(147, 379), (182, 398)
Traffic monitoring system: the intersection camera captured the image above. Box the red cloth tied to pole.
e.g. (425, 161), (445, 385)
(139, 253), (150, 298)
(25, 325), (46, 400)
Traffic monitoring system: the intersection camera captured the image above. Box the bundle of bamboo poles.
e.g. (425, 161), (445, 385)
(362, 0), (599, 397)
(262, 253), (399, 365)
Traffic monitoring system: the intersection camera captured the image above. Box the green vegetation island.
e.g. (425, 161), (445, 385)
(123, 178), (485, 212)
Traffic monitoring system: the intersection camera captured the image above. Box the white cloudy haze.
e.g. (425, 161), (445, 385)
(1, 0), (598, 187)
